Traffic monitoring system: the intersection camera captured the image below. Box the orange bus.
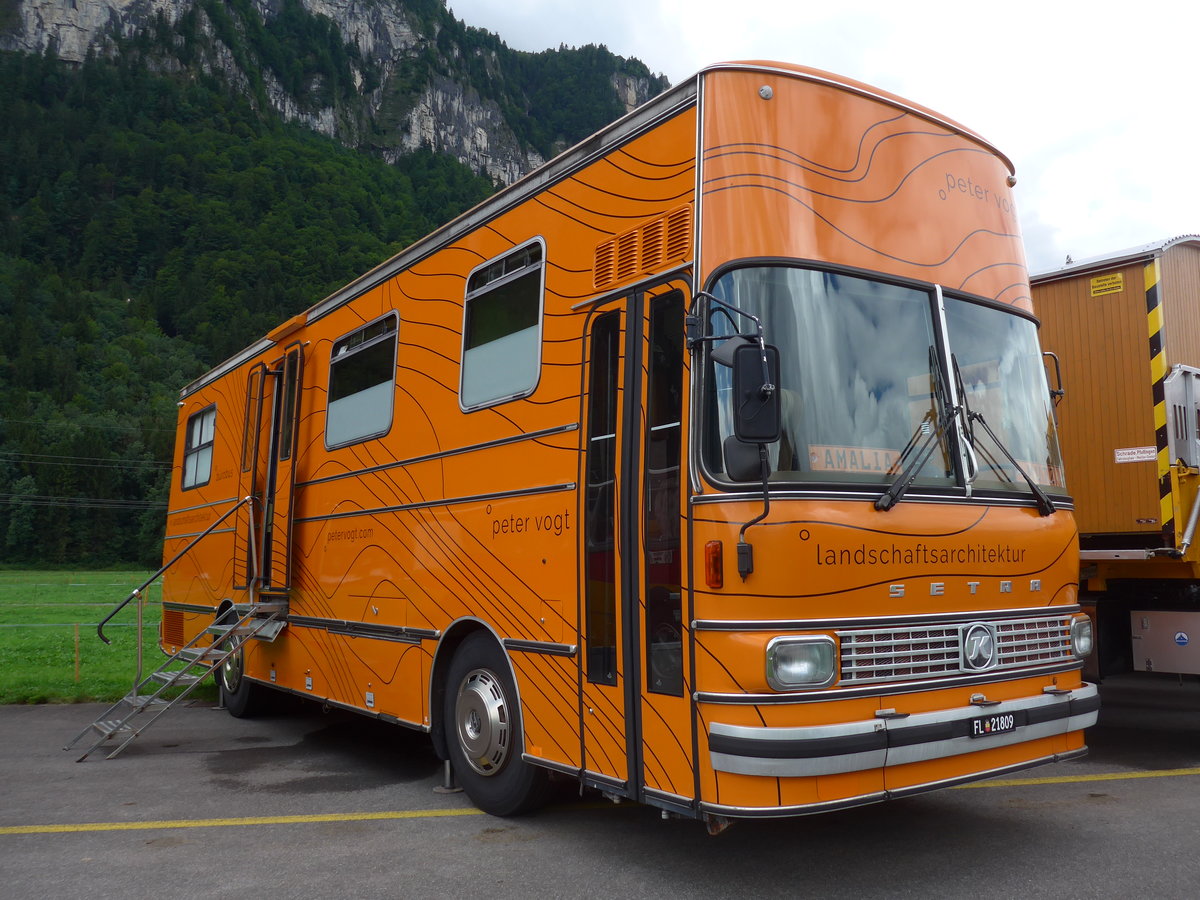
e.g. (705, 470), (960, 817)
(155, 61), (1096, 826)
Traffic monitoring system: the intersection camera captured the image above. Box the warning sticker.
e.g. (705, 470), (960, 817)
(1091, 273), (1125, 296)
(1114, 446), (1157, 464)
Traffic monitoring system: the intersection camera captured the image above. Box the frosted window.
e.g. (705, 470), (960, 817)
(325, 315), (397, 449)
(461, 241), (544, 410)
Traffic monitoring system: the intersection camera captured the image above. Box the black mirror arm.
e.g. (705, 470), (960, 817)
(737, 445), (772, 580)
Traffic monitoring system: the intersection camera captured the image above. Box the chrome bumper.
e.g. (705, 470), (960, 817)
(709, 683), (1099, 778)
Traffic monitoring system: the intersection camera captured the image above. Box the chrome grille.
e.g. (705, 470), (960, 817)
(837, 615), (1074, 685)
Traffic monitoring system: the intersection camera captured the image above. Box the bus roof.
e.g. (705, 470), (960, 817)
(183, 61), (1015, 397)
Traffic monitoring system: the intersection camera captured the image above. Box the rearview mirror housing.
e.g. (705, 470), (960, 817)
(731, 343), (781, 444)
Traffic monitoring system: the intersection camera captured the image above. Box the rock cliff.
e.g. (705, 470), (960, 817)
(0, 0), (667, 184)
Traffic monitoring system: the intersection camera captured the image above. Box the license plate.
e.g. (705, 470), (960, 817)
(970, 712), (1016, 738)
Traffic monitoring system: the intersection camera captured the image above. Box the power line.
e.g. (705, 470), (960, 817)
(0, 417), (176, 435)
(0, 451), (171, 471)
(0, 493), (166, 510)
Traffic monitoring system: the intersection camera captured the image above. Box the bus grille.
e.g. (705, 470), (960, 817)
(836, 615), (1074, 685)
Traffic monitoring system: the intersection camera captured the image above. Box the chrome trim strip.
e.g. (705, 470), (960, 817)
(293, 483), (576, 525)
(583, 771), (628, 792)
(503, 639), (578, 657)
(711, 720), (886, 777)
(521, 755), (579, 777)
(689, 490), (1074, 511)
(299, 427), (579, 489)
(708, 684), (1097, 777)
(694, 605), (1082, 633)
(162, 602), (217, 614)
(694, 662), (1084, 704)
(700, 792), (889, 819)
(164, 527), (235, 541)
(642, 786), (695, 807)
(167, 496), (240, 515)
(287, 616), (438, 643)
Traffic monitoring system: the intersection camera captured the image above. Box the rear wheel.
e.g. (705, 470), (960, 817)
(214, 608), (270, 718)
(444, 631), (549, 816)
(218, 644), (271, 717)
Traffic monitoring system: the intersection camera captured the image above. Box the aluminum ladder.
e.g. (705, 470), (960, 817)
(64, 602), (286, 761)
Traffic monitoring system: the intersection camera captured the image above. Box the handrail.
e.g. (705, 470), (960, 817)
(97, 495), (257, 645)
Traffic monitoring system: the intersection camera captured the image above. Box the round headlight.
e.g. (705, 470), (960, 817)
(766, 636), (837, 690)
(1070, 614), (1094, 659)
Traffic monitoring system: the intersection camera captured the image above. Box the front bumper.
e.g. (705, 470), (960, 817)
(709, 682), (1099, 778)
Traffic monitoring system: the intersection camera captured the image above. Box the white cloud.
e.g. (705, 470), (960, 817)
(448, 0), (1200, 271)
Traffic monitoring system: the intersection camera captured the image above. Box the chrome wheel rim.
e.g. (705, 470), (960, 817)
(221, 646), (243, 694)
(454, 669), (511, 776)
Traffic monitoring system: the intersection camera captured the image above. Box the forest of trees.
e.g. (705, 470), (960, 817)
(0, 2), (665, 567)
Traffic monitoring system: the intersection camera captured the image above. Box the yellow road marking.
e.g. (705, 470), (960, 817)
(4, 769), (1198, 834)
(0, 807), (485, 836)
(954, 767), (1200, 789)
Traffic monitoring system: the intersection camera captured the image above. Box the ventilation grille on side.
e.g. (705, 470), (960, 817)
(593, 206), (692, 291)
(161, 608), (185, 648)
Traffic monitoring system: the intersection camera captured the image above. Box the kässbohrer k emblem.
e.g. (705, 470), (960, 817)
(962, 623), (998, 670)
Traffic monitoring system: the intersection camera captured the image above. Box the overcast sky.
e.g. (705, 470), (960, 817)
(447, 0), (1198, 274)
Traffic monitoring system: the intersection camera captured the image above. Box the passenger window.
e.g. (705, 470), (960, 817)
(326, 314), (398, 449)
(461, 240), (544, 410)
(182, 405), (216, 490)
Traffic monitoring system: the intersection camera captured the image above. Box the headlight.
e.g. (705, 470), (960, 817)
(1070, 614), (1094, 659)
(766, 636), (837, 690)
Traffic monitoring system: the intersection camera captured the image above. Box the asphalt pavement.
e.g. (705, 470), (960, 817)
(2, 674), (1198, 899)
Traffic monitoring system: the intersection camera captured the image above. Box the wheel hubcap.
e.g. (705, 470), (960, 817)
(222, 647), (243, 694)
(454, 669), (510, 776)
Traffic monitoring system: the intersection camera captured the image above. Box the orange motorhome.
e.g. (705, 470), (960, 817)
(86, 62), (1097, 826)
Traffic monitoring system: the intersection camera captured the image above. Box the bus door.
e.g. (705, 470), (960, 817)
(580, 281), (694, 809)
(235, 342), (303, 598)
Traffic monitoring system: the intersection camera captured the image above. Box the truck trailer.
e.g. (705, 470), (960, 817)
(1033, 235), (1200, 680)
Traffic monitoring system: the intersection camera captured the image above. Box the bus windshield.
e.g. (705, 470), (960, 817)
(703, 266), (1065, 497)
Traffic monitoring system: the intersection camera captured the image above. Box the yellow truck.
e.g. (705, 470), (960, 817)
(1033, 235), (1200, 679)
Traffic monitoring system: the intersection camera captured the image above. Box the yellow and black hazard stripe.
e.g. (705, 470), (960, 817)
(1145, 257), (1172, 542)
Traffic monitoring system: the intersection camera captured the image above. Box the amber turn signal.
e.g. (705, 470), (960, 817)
(705, 540), (723, 589)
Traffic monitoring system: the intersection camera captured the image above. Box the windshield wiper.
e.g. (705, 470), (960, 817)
(952, 355), (1056, 517)
(876, 347), (955, 512)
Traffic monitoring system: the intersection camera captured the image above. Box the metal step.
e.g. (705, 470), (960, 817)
(92, 718), (134, 737)
(177, 647), (219, 664)
(150, 670), (208, 687)
(207, 619), (286, 643)
(67, 601), (284, 761)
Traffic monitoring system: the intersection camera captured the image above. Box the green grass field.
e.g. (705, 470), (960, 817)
(0, 570), (215, 704)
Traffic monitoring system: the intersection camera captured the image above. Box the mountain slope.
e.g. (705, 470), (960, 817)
(0, 1), (669, 566)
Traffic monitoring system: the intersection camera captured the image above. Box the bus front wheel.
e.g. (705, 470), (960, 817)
(444, 631), (549, 816)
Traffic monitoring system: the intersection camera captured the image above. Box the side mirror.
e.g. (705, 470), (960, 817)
(1043, 351), (1064, 406)
(723, 435), (764, 482)
(731, 343), (781, 444)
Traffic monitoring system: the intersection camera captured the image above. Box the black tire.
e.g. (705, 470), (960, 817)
(218, 644), (270, 718)
(443, 631), (550, 816)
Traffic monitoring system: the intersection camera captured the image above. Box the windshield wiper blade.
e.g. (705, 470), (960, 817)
(875, 411), (952, 511)
(964, 410), (1057, 516)
(876, 346), (955, 512)
(952, 356), (1056, 517)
